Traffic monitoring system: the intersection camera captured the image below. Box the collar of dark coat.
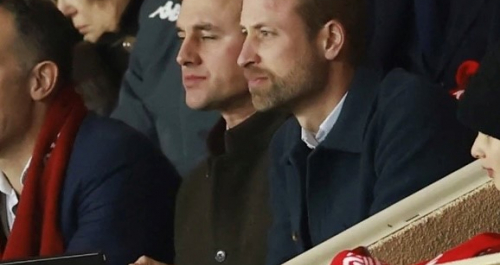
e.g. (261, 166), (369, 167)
(96, 0), (143, 48)
(435, 0), (486, 78)
(119, 0), (143, 36)
(280, 66), (383, 163)
(207, 110), (289, 156)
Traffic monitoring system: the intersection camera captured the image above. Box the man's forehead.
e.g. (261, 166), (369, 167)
(0, 9), (16, 43)
(245, 0), (295, 12)
(241, 0), (297, 26)
(176, 20), (222, 33)
(180, 0), (241, 16)
(0, 8), (13, 27)
(178, 0), (241, 28)
(263, 0), (287, 10)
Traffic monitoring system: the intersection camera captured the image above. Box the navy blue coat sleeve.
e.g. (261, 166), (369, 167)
(62, 119), (181, 265)
(266, 123), (299, 265)
(369, 70), (474, 214)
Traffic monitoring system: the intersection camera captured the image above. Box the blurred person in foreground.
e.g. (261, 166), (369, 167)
(0, 0), (180, 264)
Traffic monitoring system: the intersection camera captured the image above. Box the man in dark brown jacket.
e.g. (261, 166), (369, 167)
(131, 0), (288, 264)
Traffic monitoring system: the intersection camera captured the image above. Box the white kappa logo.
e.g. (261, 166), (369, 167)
(149, 1), (181, 21)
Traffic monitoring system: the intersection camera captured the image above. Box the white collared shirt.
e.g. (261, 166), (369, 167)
(301, 93), (348, 149)
(0, 158), (31, 231)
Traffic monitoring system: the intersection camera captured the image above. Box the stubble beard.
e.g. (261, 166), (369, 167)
(250, 53), (328, 112)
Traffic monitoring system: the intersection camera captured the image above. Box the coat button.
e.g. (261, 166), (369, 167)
(122, 41), (132, 49)
(215, 250), (226, 263)
(292, 232), (299, 242)
(121, 36), (136, 52)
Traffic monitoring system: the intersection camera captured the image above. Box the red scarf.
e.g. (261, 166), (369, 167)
(0, 87), (87, 259)
(331, 233), (500, 265)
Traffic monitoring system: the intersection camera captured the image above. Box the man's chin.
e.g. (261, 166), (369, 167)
(185, 100), (213, 111)
(83, 34), (99, 43)
(251, 95), (277, 112)
(186, 103), (207, 111)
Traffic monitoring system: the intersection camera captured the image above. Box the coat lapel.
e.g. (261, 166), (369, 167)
(319, 67), (382, 153)
(278, 67), (382, 248)
(280, 122), (310, 249)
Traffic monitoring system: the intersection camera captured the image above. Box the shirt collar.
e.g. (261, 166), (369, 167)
(0, 172), (14, 197)
(20, 157), (31, 186)
(301, 93), (348, 149)
(0, 157), (32, 196)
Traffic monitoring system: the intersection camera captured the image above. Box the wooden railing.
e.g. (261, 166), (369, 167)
(284, 161), (497, 265)
(441, 253), (500, 265)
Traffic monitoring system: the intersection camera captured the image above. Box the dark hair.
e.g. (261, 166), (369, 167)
(0, 0), (81, 86)
(295, 0), (367, 65)
(458, 43), (500, 140)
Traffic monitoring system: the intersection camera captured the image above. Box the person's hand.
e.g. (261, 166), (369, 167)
(129, 256), (170, 265)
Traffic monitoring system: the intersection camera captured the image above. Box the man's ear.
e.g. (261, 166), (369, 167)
(29, 61), (59, 101)
(318, 20), (345, 60)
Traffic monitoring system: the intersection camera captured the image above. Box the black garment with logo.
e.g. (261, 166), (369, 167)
(111, 0), (219, 176)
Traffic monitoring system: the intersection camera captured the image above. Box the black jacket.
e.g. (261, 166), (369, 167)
(72, 0), (144, 116)
(175, 111), (288, 265)
(368, 0), (500, 91)
(94, 0), (143, 80)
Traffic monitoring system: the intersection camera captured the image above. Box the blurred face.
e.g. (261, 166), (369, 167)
(0, 9), (37, 155)
(471, 132), (500, 190)
(176, 0), (249, 111)
(57, 0), (131, 42)
(238, 0), (328, 111)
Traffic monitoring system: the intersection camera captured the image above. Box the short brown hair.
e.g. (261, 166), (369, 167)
(295, 0), (367, 65)
(0, 0), (81, 85)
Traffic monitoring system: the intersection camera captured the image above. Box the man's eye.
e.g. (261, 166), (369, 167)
(241, 29), (248, 35)
(177, 33), (185, 40)
(260, 30), (273, 37)
(201, 36), (217, 40)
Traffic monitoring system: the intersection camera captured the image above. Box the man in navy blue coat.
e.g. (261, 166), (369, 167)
(0, 1), (179, 265)
(238, 0), (475, 264)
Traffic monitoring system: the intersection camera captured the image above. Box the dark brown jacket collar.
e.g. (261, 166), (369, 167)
(207, 111), (289, 157)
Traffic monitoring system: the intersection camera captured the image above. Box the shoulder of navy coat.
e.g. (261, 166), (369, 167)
(369, 0), (500, 91)
(266, 67), (475, 265)
(60, 113), (181, 265)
